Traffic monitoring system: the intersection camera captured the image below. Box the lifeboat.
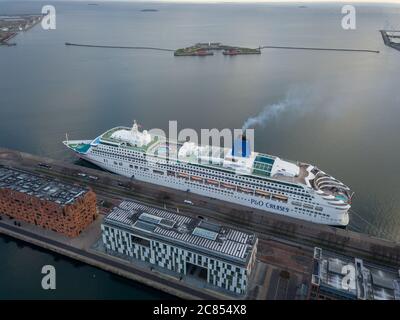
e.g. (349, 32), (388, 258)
(190, 176), (203, 182)
(255, 190), (271, 198)
(272, 194), (288, 203)
(206, 179), (219, 186)
(238, 187), (253, 194)
(221, 183), (236, 190)
(177, 172), (189, 179)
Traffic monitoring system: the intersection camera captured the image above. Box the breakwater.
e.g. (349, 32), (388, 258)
(65, 42), (380, 55)
(260, 45), (379, 53)
(65, 42), (174, 52)
(260, 46), (380, 53)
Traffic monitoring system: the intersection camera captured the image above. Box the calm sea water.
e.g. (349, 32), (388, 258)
(1, 0), (400, 298)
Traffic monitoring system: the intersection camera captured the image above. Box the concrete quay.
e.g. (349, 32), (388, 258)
(0, 147), (399, 299)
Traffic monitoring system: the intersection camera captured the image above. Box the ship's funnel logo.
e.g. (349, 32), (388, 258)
(232, 134), (251, 158)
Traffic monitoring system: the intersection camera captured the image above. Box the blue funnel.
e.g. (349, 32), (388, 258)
(232, 135), (250, 158)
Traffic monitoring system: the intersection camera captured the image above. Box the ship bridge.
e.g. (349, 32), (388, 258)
(98, 121), (160, 152)
(107, 120), (152, 147)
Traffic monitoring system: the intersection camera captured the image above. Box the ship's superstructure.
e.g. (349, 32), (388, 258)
(64, 121), (353, 226)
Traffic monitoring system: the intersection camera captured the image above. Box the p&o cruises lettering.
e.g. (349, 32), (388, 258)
(251, 199), (289, 213)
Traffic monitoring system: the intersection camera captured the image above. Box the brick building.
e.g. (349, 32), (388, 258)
(0, 166), (97, 237)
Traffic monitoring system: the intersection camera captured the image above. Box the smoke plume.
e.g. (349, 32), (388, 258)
(242, 93), (303, 130)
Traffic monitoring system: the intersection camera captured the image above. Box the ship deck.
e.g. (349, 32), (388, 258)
(272, 163), (309, 185)
(150, 141), (309, 187)
(97, 127), (312, 188)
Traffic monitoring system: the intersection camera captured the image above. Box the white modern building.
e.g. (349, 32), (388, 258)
(101, 200), (258, 294)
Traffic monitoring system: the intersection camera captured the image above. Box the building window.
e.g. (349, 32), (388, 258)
(130, 235), (150, 247)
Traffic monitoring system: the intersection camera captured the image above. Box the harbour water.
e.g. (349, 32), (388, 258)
(1, 0), (400, 298)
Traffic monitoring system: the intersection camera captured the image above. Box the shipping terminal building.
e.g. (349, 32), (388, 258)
(101, 200), (258, 294)
(0, 166), (97, 237)
(310, 247), (400, 300)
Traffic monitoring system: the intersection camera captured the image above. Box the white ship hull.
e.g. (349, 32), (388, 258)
(64, 123), (351, 227)
(77, 151), (349, 227)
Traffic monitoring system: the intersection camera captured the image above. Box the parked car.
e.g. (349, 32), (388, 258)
(38, 163), (51, 169)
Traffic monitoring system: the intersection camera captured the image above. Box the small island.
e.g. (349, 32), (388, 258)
(174, 42), (261, 57)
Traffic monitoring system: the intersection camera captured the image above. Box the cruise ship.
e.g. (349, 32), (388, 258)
(63, 121), (353, 226)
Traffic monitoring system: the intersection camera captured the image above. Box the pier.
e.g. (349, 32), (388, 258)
(260, 45), (380, 54)
(65, 42), (174, 52)
(0, 147), (399, 299)
(64, 41), (380, 56)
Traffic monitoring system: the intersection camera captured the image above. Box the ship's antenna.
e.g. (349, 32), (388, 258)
(132, 120), (139, 134)
(65, 133), (69, 143)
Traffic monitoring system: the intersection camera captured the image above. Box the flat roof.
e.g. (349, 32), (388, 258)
(0, 166), (90, 206)
(104, 200), (257, 265)
(313, 247), (400, 300)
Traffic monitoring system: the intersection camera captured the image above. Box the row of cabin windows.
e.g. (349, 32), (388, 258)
(95, 152), (318, 206)
(96, 145), (305, 195)
(156, 161), (311, 200)
(99, 156), (318, 207)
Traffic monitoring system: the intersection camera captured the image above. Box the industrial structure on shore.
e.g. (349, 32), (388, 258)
(0, 166), (97, 237)
(102, 200), (258, 294)
(380, 30), (400, 52)
(310, 247), (400, 300)
(0, 14), (44, 46)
